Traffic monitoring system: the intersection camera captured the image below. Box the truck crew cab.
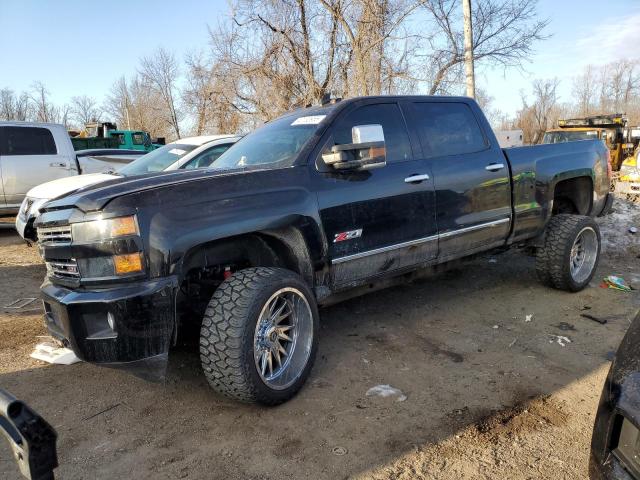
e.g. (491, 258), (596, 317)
(35, 96), (613, 405)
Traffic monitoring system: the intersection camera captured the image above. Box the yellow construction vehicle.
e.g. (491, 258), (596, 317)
(542, 114), (635, 171)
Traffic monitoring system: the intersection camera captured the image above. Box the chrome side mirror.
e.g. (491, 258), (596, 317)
(322, 124), (387, 171)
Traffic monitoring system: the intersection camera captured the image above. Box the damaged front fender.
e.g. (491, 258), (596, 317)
(41, 276), (178, 382)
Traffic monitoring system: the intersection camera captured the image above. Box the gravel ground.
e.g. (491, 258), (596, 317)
(0, 199), (639, 480)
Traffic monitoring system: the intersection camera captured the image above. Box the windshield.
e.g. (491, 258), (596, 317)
(118, 143), (198, 175)
(211, 112), (327, 170)
(542, 130), (600, 144)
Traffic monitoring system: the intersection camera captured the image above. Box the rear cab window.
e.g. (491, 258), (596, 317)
(0, 126), (58, 156)
(411, 102), (487, 158)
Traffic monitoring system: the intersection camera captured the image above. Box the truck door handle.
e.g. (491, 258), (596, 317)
(404, 174), (430, 183)
(485, 163), (504, 172)
(50, 162), (68, 168)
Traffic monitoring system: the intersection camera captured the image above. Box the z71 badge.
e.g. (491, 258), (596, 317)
(333, 229), (363, 243)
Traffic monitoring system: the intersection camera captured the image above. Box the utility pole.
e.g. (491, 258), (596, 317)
(463, 0), (475, 98)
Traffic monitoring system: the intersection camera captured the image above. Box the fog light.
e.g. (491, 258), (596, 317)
(113, 253), (143, 275)
(107, 312), (116, 331)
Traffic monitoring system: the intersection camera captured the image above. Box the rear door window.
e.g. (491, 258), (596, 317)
(411, 102), (487, 158)
(0, 126), (58, 155)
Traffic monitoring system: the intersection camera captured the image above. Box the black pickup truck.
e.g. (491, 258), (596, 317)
(35, 96), (613, 405)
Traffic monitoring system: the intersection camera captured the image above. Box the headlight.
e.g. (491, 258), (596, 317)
(72, 215), (139, 243)
(20, 197), (46, 221)
(71, 215), (144, 279)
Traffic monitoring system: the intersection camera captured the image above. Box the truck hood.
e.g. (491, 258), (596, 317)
(28, 173), (118, 201)
(42, 168), (249, 213)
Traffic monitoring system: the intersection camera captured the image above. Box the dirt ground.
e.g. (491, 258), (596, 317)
(0, 200), (639, 480)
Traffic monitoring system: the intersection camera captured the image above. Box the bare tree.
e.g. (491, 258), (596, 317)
(71, 95), (101, 127)
(0, 88), (30, 121)
(569, 60), (640, 122)
(104, 75), (177, 140)
(572, 65), (597, 116)
(57, 104), (73, 129)
(139, 47), (182, 138)
(422, 0), (548, 94)
(104, 76), (133, 129)
(515, 78), (560, 144)
(30, 81), (57, 123)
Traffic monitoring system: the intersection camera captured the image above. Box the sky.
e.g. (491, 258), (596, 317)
(1, 0), (639, 118)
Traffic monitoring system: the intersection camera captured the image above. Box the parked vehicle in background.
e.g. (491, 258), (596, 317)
(35, 96), (612, 406)
(616, 147), (640, 198)
(590, 310), (640, 480)
(542, 114), (634, 170)
(16, 135), (240, 241)
(70, 121), (164, 152)
(494, 129), (524, 148)
(0, 122), (142, 215)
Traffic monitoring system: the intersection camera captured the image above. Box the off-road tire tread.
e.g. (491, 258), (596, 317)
(535, 214), (600, 292)
(199, 267), (315, 405)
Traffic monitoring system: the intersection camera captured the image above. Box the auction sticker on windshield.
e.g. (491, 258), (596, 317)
(291, 115), (326, 126)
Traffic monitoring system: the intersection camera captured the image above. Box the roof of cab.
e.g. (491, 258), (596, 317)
(169, 135), (238, 146)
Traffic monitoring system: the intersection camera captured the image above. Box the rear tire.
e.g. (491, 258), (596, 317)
(535, 214), (601, 292)
(200, 267), (318, 405)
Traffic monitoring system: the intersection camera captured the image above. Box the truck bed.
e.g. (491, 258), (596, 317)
(503, 139), (610, 243)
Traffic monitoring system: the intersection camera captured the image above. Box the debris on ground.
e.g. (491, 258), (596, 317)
(31, 341), (81, 365)
(630, 226), (638, 234)
(549, 335), (572, 347)
(492, 325), (499, 329)
(580, 313), (607, 325)
(366, 384), (407, 402)
(82, 403), (121, 421)
(4, 297), (37, 309)
(332, 446), (348, 456)
(555, 322), (576, 331)
(525, 314), (534, 322)
(601, 275), (632, 292)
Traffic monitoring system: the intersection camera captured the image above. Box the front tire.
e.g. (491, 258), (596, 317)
(536, 214), (601, 292)
(200, 267), (319, 405)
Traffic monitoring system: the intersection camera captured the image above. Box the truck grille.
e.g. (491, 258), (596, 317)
(37, 225), (72, 245)
(46, 258), (80, 278)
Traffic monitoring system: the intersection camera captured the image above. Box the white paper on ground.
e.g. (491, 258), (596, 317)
(31, 342), (81, 365)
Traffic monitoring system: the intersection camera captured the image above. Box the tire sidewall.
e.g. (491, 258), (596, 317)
(239, 271), (319, 404)
(562, 219), (601, 291)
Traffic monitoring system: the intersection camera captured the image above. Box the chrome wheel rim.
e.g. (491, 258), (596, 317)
(569, 227), (598, 284)
(253, 287), (313, 390)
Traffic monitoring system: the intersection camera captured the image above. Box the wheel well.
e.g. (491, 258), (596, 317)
(552, 177), (592, 215)
(176, 230), (313, 327)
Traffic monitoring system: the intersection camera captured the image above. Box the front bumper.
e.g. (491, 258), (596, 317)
(41, 276), (177, 380)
